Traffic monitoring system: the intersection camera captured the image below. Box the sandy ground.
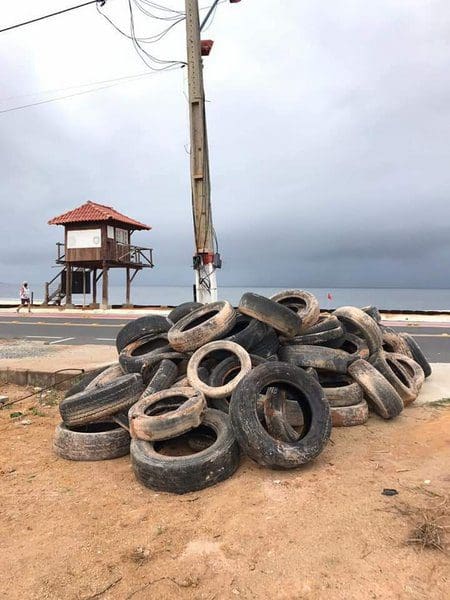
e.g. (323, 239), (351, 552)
(0, 384), (449, 600)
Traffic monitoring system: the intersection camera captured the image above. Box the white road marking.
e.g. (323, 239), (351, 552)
(25, 335), (60, 339)
(49, 337), (75, 345)
(96, 338), (116, 341)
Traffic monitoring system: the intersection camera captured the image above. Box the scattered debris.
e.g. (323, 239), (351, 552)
(382, 488), (399, 496)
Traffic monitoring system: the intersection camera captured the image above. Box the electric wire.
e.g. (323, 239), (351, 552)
(0, 0), (104, 34)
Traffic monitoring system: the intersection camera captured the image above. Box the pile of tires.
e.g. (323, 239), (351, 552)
(54, 292), (432, 494)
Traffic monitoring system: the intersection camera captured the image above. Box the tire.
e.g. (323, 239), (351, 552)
(333, 307), (383, 355)
(223, 314), (267, 350)
(302, 315), (341, 334)
(229, 362), (331, 469)
(59, 373), (144, 426)
(168, 302), (203, 324)
(380, 326), (413, 357)
(281, 325), (343, 347)
(116, 315), (171, 353)
(348, 359), (403, 419)
(387, 352), (425, 394)
(401, 333), (432, 378)
(130, 408), (240, 494)
(168, 301), (236, 352)
(278, 345), (354, 374)
(86, 363), (125, 390)
(270, 289), (320, 331)
(334, 333), (369, 360)
(53, 422), (130, 461)
(129, 387), (206, 442)
(361, 306), (382, 323)
(140, 351), (187, 382)
(119, 334), (171, 374)
(330, 400), (369, 427)
(141, 359), (178, 399)
(319, 374), (364, 407)
(250, 327), (279, 358)
(187, 341), (252, 399)
(263, 388), (301, 442)
(64, 365), (113, 398)
(239, 292), (302, 338)
(369, 351), (419, 405)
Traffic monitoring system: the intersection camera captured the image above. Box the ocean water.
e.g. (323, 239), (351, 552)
(1, 282), (450, 311)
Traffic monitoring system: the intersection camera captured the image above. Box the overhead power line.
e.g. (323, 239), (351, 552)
(0, 1), (106, 34)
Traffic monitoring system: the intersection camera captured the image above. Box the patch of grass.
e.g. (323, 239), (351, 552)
(41, 389), (61, 406)
(428, 397), (450, 407)
(28, 406), (46, 417)
(10, 411), (23, 419)
(401, 497), (449, 552)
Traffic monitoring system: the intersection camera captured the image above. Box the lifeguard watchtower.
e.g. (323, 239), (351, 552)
(44, 201), (153, 308)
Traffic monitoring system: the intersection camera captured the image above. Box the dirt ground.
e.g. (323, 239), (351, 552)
(0, 384), (449, 600)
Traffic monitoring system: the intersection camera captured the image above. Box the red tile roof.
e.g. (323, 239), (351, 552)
(48, 201), (151, 230)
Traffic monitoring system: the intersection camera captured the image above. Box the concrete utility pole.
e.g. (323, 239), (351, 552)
(185, 0), (218, 303)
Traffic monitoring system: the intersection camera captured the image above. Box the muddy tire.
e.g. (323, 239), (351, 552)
(53, 422), (130, 461)
(401, 333), (432, 378)
(370, 351), (419, 405)
(229, 362), (331, 469)
(334, 333), (369, 360)
(278, 345), (354, 374)
(64, 366), (112, 398)
(380, 327), (413, 357)
(361, 306), (382, 323)
(223, 314), (267, 350)
(168, 302), (203, 324)
(270, 289), (320, 330)
(59, 373), (144, 426)
(239, 292), (301, 338)
(86, 363), (125, 390)
(141, 359), (178, 399)
(333, 307), (383, 355)
(129, 387), (206, 442)
(130, 408), (240, 494)
(251, 327), (279, 358)
(348, 359), (403, 419)
(387, 352), (425, 397)
(263, 388), (301, 442)
(330, 400), (369, 427)
(119, 334), (171, 374)
(187, 340), (252, 399)
(281, 324), (344, 347)
(116, 315), (171, 353)
(319, 374), (364, 407)
(168, 301), (236, 352)
(302, 315), (341, 334)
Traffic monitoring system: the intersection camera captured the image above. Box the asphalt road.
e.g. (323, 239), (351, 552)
(0, 315), (449, 362)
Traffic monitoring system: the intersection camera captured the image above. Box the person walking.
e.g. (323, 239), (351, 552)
(16, 281), (32, 313)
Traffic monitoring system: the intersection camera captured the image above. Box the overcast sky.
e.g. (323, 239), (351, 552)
(1, 0), (450, 289)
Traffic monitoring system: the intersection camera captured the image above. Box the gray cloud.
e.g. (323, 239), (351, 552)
(1, 0), (450, 291)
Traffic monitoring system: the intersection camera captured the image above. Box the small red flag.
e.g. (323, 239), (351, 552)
(327, 292), (333, 300)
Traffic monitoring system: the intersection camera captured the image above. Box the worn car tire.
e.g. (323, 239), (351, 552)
(86, 363), (125, 390)
(250, 327), (279, 358)
(229, 362), (331, 469)
(119, 334), (171, 374)
(263, 388), (301, 442)
(168, 302), (203, 324)
(64, 365), (112, 398)
(116, 315), (171, 353)
(278, 345), (354, 374)
(361, 306), (382, 323)
(333, 306), (383, 355)
(380, 326), (413, 357)
(401, 333), (432, 378)
(348, 359), (403, 419)
(387, 352), (425, 396)
(239, 292), (302, 338)
(187, 340), (252, 399)
(223, 314), (267, 350)
(53, 422), (130, 461)
(141, 359), (178, 399)
(168, 301), (236, 352)
(281, 325), (344, 347)
(129, 387), (206, 442)
(270, 289), (320, 331)
(330, 400), (369, 427)
(369, 351), (419, 405)
(334, 333), (370, 360)
(130, 408), (240, 494)
(319, 374), (364, 407)
(59, 373), (144, 426)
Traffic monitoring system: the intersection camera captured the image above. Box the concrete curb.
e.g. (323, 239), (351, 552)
(0, 364), (111, 390)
